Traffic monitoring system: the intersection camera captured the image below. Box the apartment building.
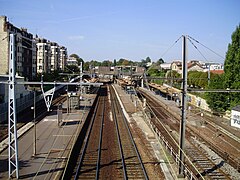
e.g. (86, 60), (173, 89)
(59, 46), (67, 70)
(35, 38), (67, 73)
(0, 15), (68, 78)
(50, 42), (60, 71)
(0, 16), (36, 80)
(35, 37), (51, 73)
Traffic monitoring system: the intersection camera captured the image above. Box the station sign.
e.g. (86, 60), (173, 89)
(231, 109), (240, 129)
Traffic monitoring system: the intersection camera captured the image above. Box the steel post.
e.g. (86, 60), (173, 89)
(179, 35), (188, 177)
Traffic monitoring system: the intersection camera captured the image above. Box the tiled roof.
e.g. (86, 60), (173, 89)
(210, 69), (224, 74)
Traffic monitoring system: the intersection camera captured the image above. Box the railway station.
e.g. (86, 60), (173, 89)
(1, 73), (240, 179)
(0, 5), (240, 179)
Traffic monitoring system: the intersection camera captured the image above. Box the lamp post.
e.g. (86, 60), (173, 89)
(31, 89), (36, 156)
(28, 86), (41, 156)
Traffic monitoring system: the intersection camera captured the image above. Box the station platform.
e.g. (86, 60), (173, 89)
(0, 93), (96, 179)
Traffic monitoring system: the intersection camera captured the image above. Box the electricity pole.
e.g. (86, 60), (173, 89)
(179, 35), (188, 177)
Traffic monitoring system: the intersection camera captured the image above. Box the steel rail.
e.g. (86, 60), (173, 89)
(117, 96), (149, 180)
(95, 91), (105, 179)
(73, 91), (101, 180)
(110, 88), (128, 180)
(111, 85), (149, 180)
(138, 88), (232, 179)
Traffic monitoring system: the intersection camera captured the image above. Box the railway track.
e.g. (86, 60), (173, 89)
(110, 85), (148, 179)
(138, 89), (232, 179)
(72, 86), (106, 179)
(69, 85), (148, 179)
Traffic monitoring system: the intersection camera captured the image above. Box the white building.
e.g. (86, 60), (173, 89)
(66, 57), (78, 66)
(36, 37), (67, 73)
(59, 46), (67, 70)
(50, 42), (60, 71)
(35, 38), (51, 73)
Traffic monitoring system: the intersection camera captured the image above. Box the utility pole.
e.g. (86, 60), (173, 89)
(8, 33), (19, 179)
(79, 61), (83, 105)
(179, 35), (188, 177)
(208, 63), (210, 85)
(33, 90), (36, 156)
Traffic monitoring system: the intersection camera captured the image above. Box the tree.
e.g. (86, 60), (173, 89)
(146, 56), (151, 63)
(69, 54), (84, 66)
(205, 74), (228, 114)
(206, 25), (240, 112)
(122, 59), (130, 66)
(101, 60), (112, 66)
(113, 59), (117, 66)
(83, 61), (90, 71)
(69, 54), (79, 59)
(223, 25), (240, 108)
(156, 58), (164, 65)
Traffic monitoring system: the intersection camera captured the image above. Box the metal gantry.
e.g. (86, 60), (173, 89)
(8, 33), (19, 179)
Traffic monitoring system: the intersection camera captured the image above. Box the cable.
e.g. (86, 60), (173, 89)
(160, 36), (183, 58)
(188, 36), (225, 60)
(188, 37), (208, 62)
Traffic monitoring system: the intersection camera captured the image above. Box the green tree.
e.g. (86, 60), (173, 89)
(113, 59), (117, 66)
(156, 58), (164, 65)
(223, 25), (240, 108)
(101, 60), (112, 66)
(69, 54), (79, 59)
(205, 74), (228, 114)
(146, 56), (151, 63)
(83, 61), (90, 71)
(69, 54), (84, 66)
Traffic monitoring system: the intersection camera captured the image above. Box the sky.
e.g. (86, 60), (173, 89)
(1, 0), (239, 63)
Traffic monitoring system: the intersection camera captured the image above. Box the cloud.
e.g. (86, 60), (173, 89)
(68, 35), (85, 40)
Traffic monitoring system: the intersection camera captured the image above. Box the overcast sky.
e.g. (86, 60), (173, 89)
(1, 0), (239, 63)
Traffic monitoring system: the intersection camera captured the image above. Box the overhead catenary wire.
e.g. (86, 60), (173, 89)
(188, 37), (208, 62)
(188, 35), (225, 60)
(160, 36), (183, 58)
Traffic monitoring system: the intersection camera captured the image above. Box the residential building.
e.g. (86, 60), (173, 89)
(171, 60), (206, 74)
(160, 63), (171, 70)
(187, 61), (205, 72)
(0, 16), (36, 80)
(59, 46), (67, 70)
(50, 42), (60, 71)
(171, 61), (182, 73)
(66, 56), (78, 66)
(35, 37), (51, 73)
(36, 38), (67, 73)
(203, 62), (224, 74)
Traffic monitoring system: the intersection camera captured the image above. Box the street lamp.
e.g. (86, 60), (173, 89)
(28, 86), (41, 156)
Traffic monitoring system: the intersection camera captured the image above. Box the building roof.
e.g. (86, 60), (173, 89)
(160, 63), (171, 69)
(210, 69), (224, 74)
